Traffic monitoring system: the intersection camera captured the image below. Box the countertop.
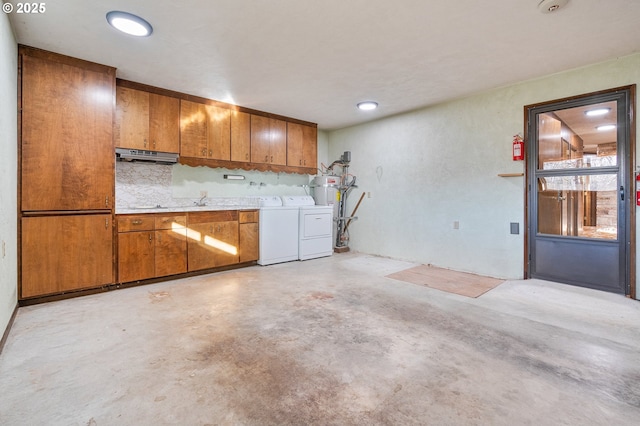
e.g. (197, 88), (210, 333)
(116, 205), (259, 215)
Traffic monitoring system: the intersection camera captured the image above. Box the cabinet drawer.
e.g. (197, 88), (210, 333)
(155, 215), (186, 230)
(188, 210), (238, 225)
(118, 215), (154, 232)
(239, 210), (258, 223)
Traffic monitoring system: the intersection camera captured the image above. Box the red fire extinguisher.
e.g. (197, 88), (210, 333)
(636, 174), (640, 206)
(512, 134), (524, 161)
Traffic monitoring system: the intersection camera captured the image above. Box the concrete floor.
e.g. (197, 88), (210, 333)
(1, 252), (639, 425)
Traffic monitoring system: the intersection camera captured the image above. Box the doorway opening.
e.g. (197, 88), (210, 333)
(525, 86), (635, 296)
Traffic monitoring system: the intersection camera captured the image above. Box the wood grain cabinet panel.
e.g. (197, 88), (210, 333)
(187, 211), (239, 271)
(180, 100), (231, 160)
(21, 215), (114, 298)
(149, 93), (180, 153)
(230, 110), (251, 163)
(118, 231), (155, 283)
(21, 54), (114, 211)
(287, 122), (317, 168)
(117, 214), (188, 282)
(239, 222), (259, 262)
(115, 86), (179, 153)
(239, 210), (259, 263)
(251, 115), (286, 165)
(187, 221), (239, 271)
(155, 228), (187, 277)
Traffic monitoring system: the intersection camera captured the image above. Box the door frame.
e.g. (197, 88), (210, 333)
(523, 85), (636, 298)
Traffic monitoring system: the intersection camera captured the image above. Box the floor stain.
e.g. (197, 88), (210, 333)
(148, 291), (171, 303)
(309, 291), (335, 301)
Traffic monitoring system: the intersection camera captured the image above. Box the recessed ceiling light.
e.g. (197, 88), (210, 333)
(538, 0), (569, 13)
(357, 101), (378, 111)
(585, 108), (611, 117)
(106, 11), (153, 37)
(596, 124), (616, 131)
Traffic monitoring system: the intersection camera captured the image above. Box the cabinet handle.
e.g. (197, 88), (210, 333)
(158, 233), (161, 243)
(245, 153), (249, 160)
(105, 196), (109, 207)
(144, 139), (147, 148)
(149, 233), (152, 243)
(271, 155), (273, 163)
(264, 155), (268, 162)
(132, 220), (143, 225)
(153, 140), (156, 149)
(105, 218), (109, 229)
(299, 159), (302, 166)
(209, 150), (212, 157)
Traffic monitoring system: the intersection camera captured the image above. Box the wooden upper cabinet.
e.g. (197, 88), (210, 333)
(115, 86), (179, 153)
(180, 100), (208, 158)
(251, 115), (287, 165)
(115, 87), (149, 150)
(180, 100), (231, 160)
(287, 122), (317, 169)
(208, 105), (231, 160)
(149, 93), (180, 153)
(20, 52), (115, 212)
(230, 111), (251, 163)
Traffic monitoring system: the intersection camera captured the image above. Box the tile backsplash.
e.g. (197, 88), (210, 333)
(115, 161), (312, 211)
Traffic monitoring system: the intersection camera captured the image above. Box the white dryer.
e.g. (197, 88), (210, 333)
(282, 195), (334, 261)
(257, 196), (300, 266)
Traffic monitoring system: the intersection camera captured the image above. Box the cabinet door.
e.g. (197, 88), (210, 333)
(286, 122), (304, 167)
(230, 111), (251, 163)
(118, 231), (155, 283)
(21, 55), (114, 211)
(21, 214), (114, 298)
(250, 114), (271, 163)
(206, 105), (231, 160)
(187, 221), (239, 271)
(269, 118), (287, 165)
(187, 222), (218, 271)
(149, 93), (180, 153)
(115, 86), (149, 150)
(180, 100), (208, 158)
(239, 222), (259, 262)
(301, 125), (317, 169)
(214, 221), (240, 266)
(155, 229), (187, 277)
(287, 122), (317, 168)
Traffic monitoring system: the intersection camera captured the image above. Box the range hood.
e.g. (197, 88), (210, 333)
(116, 148), (179, 164)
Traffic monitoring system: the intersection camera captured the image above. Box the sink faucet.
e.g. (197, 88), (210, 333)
(195, 195), (207, 206)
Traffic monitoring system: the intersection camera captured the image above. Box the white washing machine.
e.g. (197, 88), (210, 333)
(257, 196), (300, 266)
(282, 195), (334, 261)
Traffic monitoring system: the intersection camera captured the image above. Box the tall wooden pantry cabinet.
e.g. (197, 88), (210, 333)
(19, 46), (116, 300)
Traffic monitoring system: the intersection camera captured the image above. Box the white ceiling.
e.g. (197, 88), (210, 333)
(7, 0), (640, 130)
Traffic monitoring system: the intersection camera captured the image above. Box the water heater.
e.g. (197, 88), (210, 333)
(312, 175), (339, 206)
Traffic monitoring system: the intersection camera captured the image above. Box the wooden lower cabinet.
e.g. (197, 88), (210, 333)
(239, 210), (259, 262)
(21, 214), (114, 298)
(117, 214), (187, 283)
(117, 210), (257, 282)
(187, 211), (239, 271)
(155, 229), (187, 277)
(118, 230), (155, 283)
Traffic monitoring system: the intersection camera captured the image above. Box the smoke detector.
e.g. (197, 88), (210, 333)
(538, 0), (569, 13)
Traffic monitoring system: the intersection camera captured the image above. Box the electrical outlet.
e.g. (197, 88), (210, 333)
(367, 192), (372, 198)
(453, 221), (460, 230)
(200, 190), (208, 198)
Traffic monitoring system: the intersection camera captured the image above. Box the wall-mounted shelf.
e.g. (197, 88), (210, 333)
(497, 173), (524, 177)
